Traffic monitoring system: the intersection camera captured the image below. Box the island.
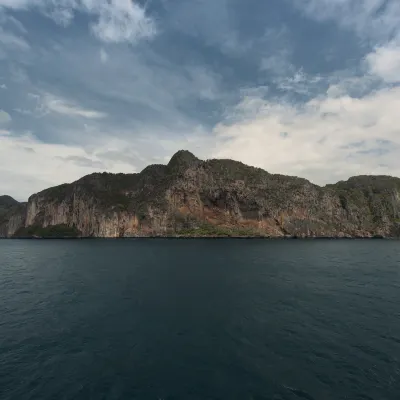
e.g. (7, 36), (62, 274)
(1, 150), (400, 238)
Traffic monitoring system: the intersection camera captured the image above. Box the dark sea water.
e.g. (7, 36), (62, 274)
(1, 239), (400, 400)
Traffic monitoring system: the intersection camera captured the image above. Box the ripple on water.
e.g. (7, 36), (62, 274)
(1, 239), (400, 400)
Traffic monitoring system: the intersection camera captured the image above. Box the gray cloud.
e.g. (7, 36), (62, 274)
(96, 149), (142, 167)
(293, 0), (400, 42)
(0, 0), (156, 44)
(56, 155), (106, 169)
(0, 109), (11, 123)
(0, 26), (30, 50)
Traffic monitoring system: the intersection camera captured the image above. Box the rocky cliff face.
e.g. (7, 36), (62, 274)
(1, 150), (400, 238)
(0, 196), (27, 238)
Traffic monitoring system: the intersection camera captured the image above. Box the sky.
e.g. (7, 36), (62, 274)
(0, 0), (399, 200)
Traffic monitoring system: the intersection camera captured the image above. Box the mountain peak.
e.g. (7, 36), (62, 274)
(167, 150), (200, 171)
(0, 195), (19, 206)
(0, 195), (20, 219)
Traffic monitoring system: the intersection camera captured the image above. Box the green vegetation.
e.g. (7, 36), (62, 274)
(14, 224), (81, 238)
(37, 173), (138, 211)
(328, 175), (400, 193)
(2, 150), (400, 239)
(205, 159), (269, 184)
(176, 223), (263, 237)
(38, 183), (70, 202)
(77, 173), (139, 212)
(0, 195), (19, 219)
(167, 150), (199, 174)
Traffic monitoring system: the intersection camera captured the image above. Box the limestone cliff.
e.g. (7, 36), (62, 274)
(1, 151), (400, 238)
(0, 196), (27, 238)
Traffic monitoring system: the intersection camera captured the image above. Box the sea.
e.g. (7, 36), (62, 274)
(0, 239), (399, 400)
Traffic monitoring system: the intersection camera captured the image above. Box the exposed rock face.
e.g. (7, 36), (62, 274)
(0, 196), (27, 238)
(1, 151), (400, 237)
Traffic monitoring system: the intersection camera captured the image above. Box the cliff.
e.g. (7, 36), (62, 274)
(1, 150), (400, 238)
(0, 195), (19, 218)
(0, 196), (27, 238)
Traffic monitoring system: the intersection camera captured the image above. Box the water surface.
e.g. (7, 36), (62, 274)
(1, 239), (399, 399)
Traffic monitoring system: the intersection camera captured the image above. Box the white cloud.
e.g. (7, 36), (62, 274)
(274, 69), (323, 95)
(366, 41), (400, 83)
(88, 0), (156, 43)
(0, 83), (6, 89)
(326, 74), (379, 98)
(0, 0), (31, 7)
(211, 85), (400, 184)
(41, 93), (107, 119)
(0, 0), (156, 43)
(43, 4), (75, 26)
(0, 134), (95, 200)
(1, 0), (399, 200)
(13, 108), (34, 115)
(3, 83), (400, 199)
(11, 91), (107, 119)
(0, 133), (139, 200)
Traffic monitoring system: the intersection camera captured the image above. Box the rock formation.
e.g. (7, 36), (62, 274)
(1, 150), (400, 238)
(0, 196), (27, 238)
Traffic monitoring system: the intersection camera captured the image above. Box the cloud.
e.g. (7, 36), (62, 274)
(293, 0), (400, 42)
(43, 4), (75, 26)
(9, 66), (29, 83)
(211, 85), (400, 184)
(261, 52), (294, 76)
(326, 74), (380, 98)
(0, 128), (215, 200)
(0, 0), (31, 8)
(97, 149), (142, 167)
(0, 132), (141, 200)
(6, 15), (27, 33)
(274, 69), (323, 96)
(13, 108), (34, 115)
(0, 83), (6, 89)
(88, 0), (156, 43)
(41, 93), (107, 119)
(0, 26), (30, 50)
(0, 109), (11, 123)
(11, 91), (107, 120)
(0, 133), (98, 199)
(2, 0), (400, 201)
(168, 0), (246, 55)
(0, 0), (156, 44)
(100, 48), (108, 63)
(259, 27), (294, 76)
(366, 41), (400, 83)
(184, 66), (222, 101)
(56, 155), (106, 169)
